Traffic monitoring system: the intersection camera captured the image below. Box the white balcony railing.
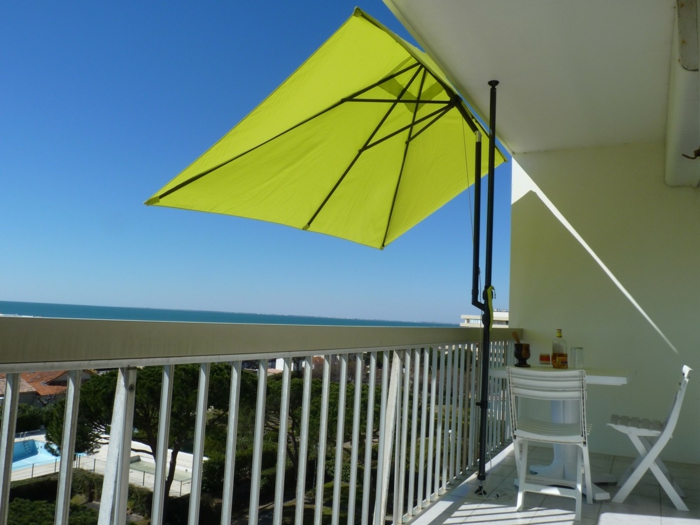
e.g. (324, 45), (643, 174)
(0, 317), (517, 525)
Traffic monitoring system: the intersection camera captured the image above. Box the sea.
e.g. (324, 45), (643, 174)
(0, 300), (455, 328)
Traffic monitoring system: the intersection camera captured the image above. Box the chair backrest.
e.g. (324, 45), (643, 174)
(507, 368), (587, 437)
(661, 365), (692, 437)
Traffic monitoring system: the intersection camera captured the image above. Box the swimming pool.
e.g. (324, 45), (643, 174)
(12, 440), (62, 471)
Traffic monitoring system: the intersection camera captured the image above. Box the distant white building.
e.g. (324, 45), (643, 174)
(460, 310), (509, 328)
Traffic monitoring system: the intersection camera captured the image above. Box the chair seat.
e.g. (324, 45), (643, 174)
(515, 417), (591, 444)
(608, 414), (663, 437)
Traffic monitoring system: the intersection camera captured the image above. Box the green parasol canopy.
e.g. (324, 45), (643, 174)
(146, 8), (505, 249)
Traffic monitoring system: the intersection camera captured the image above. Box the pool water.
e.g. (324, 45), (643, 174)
(12, 440), (61, 470)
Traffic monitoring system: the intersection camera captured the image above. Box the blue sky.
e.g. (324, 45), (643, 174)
(0, 2), (511, 324)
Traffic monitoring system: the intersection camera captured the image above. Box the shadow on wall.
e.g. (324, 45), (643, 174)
(508, 143), (699, 463)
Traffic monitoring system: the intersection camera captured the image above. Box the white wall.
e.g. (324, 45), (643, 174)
(510, 142), (700, 463)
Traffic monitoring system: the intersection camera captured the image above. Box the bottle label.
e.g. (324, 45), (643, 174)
(552, 353), (568, 369)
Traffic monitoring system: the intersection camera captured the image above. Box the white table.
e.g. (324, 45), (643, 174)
(490, 366), (633, 502)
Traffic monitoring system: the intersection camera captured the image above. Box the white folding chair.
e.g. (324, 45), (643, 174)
(608, 365), (691, 511)
(508, 368), (593, 521)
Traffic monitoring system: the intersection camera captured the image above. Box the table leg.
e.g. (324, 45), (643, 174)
(525, 401), (612, 502)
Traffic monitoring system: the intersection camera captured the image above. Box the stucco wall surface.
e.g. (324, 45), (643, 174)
(510, 142), (700, 464)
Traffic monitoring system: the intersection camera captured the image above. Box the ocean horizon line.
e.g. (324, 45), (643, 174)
(0, 300), (457, 328)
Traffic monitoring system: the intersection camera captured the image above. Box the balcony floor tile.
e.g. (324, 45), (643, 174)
(412, 446), (700, 525)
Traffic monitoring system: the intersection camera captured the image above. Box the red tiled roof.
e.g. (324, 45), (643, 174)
(28, 383), (66, 396)
(21, 372), (66, 396)
(0, 374), (37, 395)
(22, 371), (66, 384)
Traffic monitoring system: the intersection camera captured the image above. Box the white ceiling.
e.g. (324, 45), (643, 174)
(384, 0), (676, 155)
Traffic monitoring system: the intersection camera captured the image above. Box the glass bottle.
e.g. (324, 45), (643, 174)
(551, 328), (568, 369)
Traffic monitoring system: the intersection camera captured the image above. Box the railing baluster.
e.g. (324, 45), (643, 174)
(374, 351), (389, 522)
(434, 347), (445, 495)
(456, 346), (465, 477)
(249, 360), (268, 525)
(347, 353), (362, 525)
(442, 346), (452, 490)
(98, 367), (137, 525)
(361, 352), (376, 525)
(273, 357), (292, 525)
(495, 343), (502, 448)
(397, 348), (410, 523)
(56, 370), (82, 525)
(417, 348), (429, 509)
(331, 354), (348, 525)
(407, 348), (419, 518)
(314, 356), (331, 525)
(189, 363), (210, 525)
(450, 346), (459, 481)
(222, 361), (242, 525)
(0, 373), (20, 525)
(392, 353), (402, 522)
(505, 343), (512, 441)
(152, 365), (174, 525)
(427, 348), (437, 502)
(468, 344), (479, 470)
(295, 356), (313, 525)
(488, 368), (494, 455)
(377, 351), (401, 525)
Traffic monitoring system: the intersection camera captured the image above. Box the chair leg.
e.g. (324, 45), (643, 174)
(574, 447), (583, 521)
(581, 444), (593, 505)
(613, 434), (687, 510)
(513, 438), (523, 510)
(514, 439), (528, 511)
(639, 436), (686, 499)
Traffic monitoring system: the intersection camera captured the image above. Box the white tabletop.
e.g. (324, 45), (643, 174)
(489, 366), (633, 386)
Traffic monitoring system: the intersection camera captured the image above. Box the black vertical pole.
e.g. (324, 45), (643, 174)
(471, 132), (483, 310)
(476, 80), (499, 490)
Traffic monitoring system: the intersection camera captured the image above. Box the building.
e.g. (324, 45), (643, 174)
(460, 311), (509, 328)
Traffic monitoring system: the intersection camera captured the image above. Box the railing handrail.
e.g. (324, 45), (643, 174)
(0, 316), (521, 372)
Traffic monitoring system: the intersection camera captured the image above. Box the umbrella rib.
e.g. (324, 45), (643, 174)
(344, 99), (450, 104)
(155, 64), (422, 201)
(362, 103), (453, 152)
(303, 65), (425, 231)
(381, 68), (428, 248)
(155, 99), (345, 200)
(405, 104), (455, 144)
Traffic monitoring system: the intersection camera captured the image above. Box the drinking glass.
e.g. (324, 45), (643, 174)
(571, 347), (584, 369)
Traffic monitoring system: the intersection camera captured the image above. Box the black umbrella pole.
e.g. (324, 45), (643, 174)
(476, 80), (499, 489)
(471, 133), (483, 309)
